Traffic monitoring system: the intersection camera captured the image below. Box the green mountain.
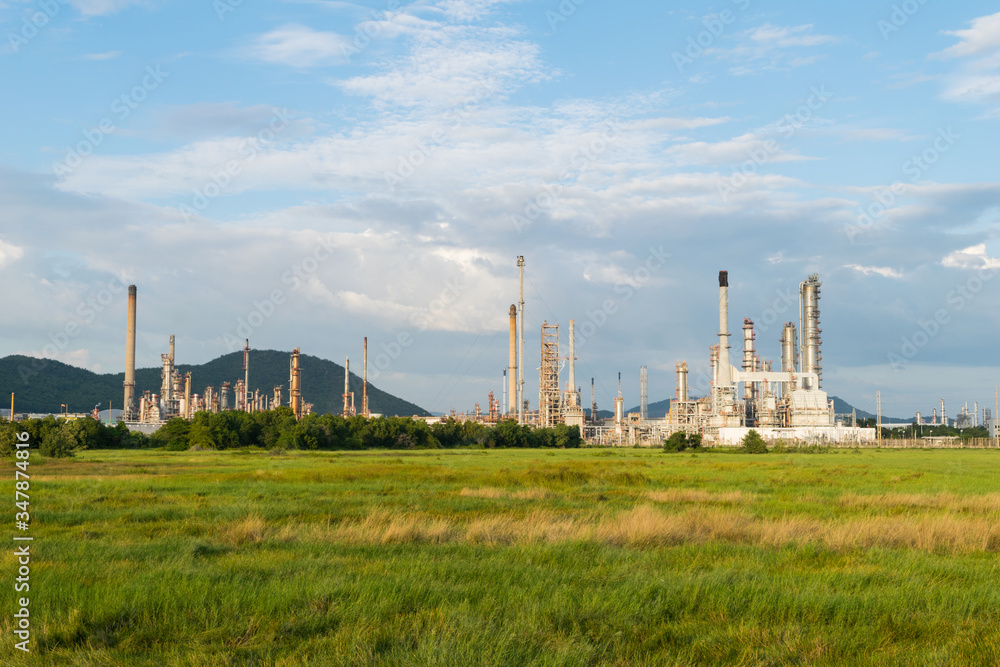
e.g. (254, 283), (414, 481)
(0, 351), (429, 417)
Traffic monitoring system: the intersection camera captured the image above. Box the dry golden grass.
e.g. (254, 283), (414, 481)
(646, 488), (754, 505)
(270, 505), (1000, 554)
(838, 492), (1000, 514)
(459, 486), (552, 500)
(222, 514), (267, 545)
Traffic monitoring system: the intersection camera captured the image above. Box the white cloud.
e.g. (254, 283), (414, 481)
(942, 243), (1000, 270)
(81, 50), (123, 60)
(0, 239), (24, 267)
(843, 264), (902, 279)
(244, 24), (351, 68)
(935, 12), (1000, 108)
(749, 24), (840, 48)
(337, 33), (548, 108)
(936, 12), (1000, 62)
(709, 23), (842, 75)
(69, 0), (144, 16)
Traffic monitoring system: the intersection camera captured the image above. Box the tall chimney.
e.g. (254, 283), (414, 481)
(243, 340), (250, 413)
(717, 271), (732, 388)
(123, 285), (137, 421)
(508, 304), (517, 414)
(568, 319), (576, 407)
(517, 256), (525, 423)
(184, 372), (192, 419)
(639, 365), (648, 422)
(290, 348), (302, 419)
(343, 357), (350, 416)
(362, 338), (369, 417)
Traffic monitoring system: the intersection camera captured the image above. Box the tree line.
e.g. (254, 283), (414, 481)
(0, 409), (582, 457)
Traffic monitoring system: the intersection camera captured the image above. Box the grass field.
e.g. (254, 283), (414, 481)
(4, 446), (1000, 665)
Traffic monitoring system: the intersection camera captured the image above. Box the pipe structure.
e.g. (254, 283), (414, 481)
(123, 285), (137, 421)
(504, 304), (516, 414)
(568, 319), (577, 407)
(362, 337), (369, 417)
(184, 372), (192, 420)
(343, 357), (351, 417)
(517, 256), (525, 423)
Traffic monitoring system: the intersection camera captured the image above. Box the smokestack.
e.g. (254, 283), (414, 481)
(343, 357), (350, 416)
(640, 365), (648, 421)
(508, 305), (517, 414)
(363, 337), (369, 417)
(243, 340), (250, 413)
(519, 258), (526, 421)
(184, 372), (192, 419)
(123, 285), (137, 421)
(568, 319), (576, 407)
(290, 348), (301, 419)
(717, 271), (732, 388)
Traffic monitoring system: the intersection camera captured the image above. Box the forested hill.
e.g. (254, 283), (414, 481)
(0, 351), (430, 417)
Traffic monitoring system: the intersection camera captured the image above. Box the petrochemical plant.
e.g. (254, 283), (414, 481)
(107, 260), (995, 445)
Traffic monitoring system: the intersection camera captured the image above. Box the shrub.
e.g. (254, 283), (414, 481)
(663, 432), (703, 452)
(40, 426), (79, 458)
(740, 430), (768, 454)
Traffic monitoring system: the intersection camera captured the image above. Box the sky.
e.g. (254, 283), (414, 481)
(2, 0), (1000, 419)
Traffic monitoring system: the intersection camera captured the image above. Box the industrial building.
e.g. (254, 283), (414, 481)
(121, 285), (322, 428)
(486, 265), (875, 445)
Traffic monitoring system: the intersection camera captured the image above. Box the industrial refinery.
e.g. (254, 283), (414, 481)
(119, 285), (382, 429)
(478, 262), (874, 445)
(116, 263), (889, 445)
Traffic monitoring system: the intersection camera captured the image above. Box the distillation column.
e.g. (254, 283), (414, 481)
(123, 285), (137, 421)
(799, 275), (822, 389)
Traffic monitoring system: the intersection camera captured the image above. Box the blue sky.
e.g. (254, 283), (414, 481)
(2, 0), (1000, 418)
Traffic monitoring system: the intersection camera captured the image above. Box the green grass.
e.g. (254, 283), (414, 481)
(4, 447), (1000, 665)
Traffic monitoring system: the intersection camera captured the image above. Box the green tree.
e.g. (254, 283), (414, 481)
(740, 429), (768, 454)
